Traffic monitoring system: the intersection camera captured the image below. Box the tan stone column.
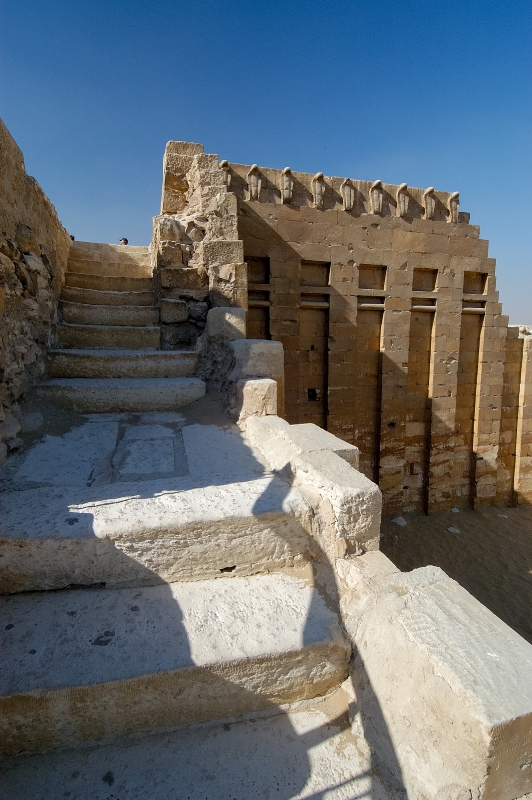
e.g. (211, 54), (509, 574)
(426, 252), (460, 512)
(514, 328), (532, 503)
(378, 251), (412, 515)
(471, 276), (507, 507)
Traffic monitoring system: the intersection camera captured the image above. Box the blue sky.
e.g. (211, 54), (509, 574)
(1, 0), (531, 322)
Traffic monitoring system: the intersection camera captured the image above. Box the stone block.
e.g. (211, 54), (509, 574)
(230, 340), (285, 416)
(161, 323), (198, 349)
(235, 378), (278, 421)
(205, 307), (246, 340)
(160, 299), (188, 323)
(245, 415), (359, 471)
(188, 301), (208, 321)
(201, 240), (244, 268)
(158, 241), (183, 267)
(160, 267), (208, 290)
(15, 224), (39, 255)
(209, 261), (248, 307)
(165, 141), (204, 156)
(230, 339), (284, 382)
(245, 415), (379, 555)
(0, 413), (21, 443)
(340, 557), (532, 800)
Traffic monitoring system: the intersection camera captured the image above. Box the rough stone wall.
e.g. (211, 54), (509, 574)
(0, 119), (70, 459)
(151, 142), (246, 350)
(224, 161), (521, 515)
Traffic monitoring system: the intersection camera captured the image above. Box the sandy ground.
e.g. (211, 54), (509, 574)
(381, 504), (532, 644)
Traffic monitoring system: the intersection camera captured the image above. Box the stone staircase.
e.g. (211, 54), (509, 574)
(0, 412), (364, 798)
(36, 242), (205, 412)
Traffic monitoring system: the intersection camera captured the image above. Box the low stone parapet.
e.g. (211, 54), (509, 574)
(245, 415), (380, 558)
(338, 552), (532, 800)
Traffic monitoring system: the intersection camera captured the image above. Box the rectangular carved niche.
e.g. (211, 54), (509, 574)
(412, 269), (438, 292)
(298, 260), (330, 428)
(300, 260), (330, 287)
(246, 256), (271, 340)
(358, 265), (387, 291)
(463, 271), (487, 294)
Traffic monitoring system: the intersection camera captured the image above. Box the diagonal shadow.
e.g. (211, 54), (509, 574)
(0, 393), (406, 798)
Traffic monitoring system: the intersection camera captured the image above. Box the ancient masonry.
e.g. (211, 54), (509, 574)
(1, 128), (531, 514)
(158, 143), (532, 515)
(1, 118), (532, 799)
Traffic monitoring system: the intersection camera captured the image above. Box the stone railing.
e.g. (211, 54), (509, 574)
(243, 404), (532, 800)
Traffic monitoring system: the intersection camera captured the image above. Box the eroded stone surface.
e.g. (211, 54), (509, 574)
(0, 418), (312, 591)
(0, 572), (350, 753)
(0, 689), (403, 800)
(339, 555), (532, 800)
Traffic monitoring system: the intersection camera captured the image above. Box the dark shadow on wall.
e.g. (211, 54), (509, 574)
(0, 394), (407, 798)
(235, 202), (465, 518)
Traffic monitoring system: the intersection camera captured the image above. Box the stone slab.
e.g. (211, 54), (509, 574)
(205, 306), (246, 339)
(235, 378), (277, 420)
(36, 377), (205, 412)
(340, 557), (532, 800)
(12, 417), (119, 487)
(64, 273), (154, 293)
(60, 301), (159, 327)
(57, 323), (161, 350)
(46, 348), (197, 378)
(246, 415), (360, 469)
(0, 573), (350, 753)
(246, 416), (378, 556)
(0, 421), (312, 591)
(60, 285), (155, 306)
(0, 690), (401, 800)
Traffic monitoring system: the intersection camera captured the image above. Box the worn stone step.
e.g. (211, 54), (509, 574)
(36, 377), (205, 413)
(60, 301), (159, 327)
(57, 323), (161, 350)
(46, 348), (198, 378)
(0, 418), (310, 593)
(68, 242), (152, 278)
(61, 285), (155, 306)
(65, 273), (154, 292)
(0, 573), (349, 754)
(0, 688), (401, 800)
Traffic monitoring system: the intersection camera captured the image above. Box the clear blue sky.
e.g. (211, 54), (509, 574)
(1, 0), (531, 322)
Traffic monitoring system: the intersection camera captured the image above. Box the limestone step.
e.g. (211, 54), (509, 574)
(68, 242), (152, 278)
(0, 688), (401, 800)
(36, 377), (205, 413)
(65, 272), (154, 293)
(0, 418), (310, 593)
(61, 285), (155, 306)
(57, 322), (161, 350)
(46, 348), (198, 378)
(0, 574), (350, 754)
(60, 301), (159, 327)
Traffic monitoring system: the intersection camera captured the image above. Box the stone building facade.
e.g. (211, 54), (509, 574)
(159, 144), (532, 515)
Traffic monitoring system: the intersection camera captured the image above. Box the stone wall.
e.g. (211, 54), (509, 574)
(150, 141), (246, 351)
(150, 146), (532, 515)
(0, 118), (70, 461)
(228, 161), (509, 514)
